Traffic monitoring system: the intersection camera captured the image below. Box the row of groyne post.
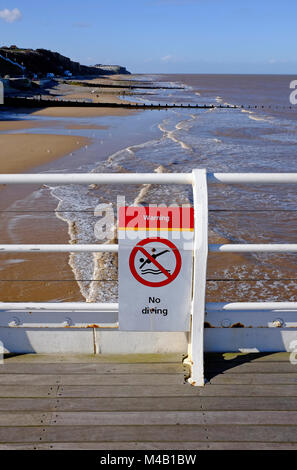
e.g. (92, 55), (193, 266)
(2, 96), (281, 110)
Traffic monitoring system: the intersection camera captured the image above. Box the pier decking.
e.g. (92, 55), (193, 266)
(0, 352), (296, 450)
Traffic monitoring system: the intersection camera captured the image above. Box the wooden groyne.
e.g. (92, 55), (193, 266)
(62, 80), (185, 90)
(4, 96), (240, 110)
(4, 96), (293, 110)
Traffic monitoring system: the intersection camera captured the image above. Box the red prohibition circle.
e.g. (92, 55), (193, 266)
(129, 237), (182, 287)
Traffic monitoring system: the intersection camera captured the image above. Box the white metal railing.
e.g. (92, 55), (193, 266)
(0, 169), (297, 386)
(1, 172), (297, 185)
(1, 243), (297, 253)
(0, 245), (118, 253)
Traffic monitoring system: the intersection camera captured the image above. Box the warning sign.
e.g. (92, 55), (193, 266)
(129, 237), (181, 287)
(118, 206), (194, 332)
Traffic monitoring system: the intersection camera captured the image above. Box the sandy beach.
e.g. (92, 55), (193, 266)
(0, 120), (61, 131)
(32, 106), (136, 118)
(0, 134), (90, 173)
(0, 120), (109, 131)
(0, 75), (142, 301)
(0, 76), (139, 171)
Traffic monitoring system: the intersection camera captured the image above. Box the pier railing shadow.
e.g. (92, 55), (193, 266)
(204, 351), (274, 382)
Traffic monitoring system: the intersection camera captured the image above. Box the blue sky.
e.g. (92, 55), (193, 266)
(0, 0), (296, 74)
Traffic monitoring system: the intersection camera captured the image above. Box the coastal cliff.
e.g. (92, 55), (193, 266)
(0, 46), (130, 78)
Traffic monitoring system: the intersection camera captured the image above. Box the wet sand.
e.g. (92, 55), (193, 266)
(0, 120), (108, 132)
(64, 124), (108, 130)
(61, 91), (132, 106)
(0, 134), (90, 173)
(0, 75), (141, 301)
(0, 75), (138, 172)
(0, 126), (89, 300)
(32, 106), (136, 118)
(0, 120), (61, 131)
(0, 196), (85, 302)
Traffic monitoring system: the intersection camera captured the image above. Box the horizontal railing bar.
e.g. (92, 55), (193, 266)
(0, 278), (295, 282)
(0, 172), (297, 185)
(208, 173), (297, 184)
(0, 244), (296, 253)
(0, 209), (297, 213)
(0, 211), (105, 213)
(207, 278), (297, 282)
(0, 302), (119, 311)
(0, 278), (294, 282)
(0, 244), (118, 253)
(205, 311), (297, 328)
(1, 302), (297, 313)
(0, 173), (193, 185)
(0, 308), (119, 328)
(206, 302), (297, 312)
(209, 244), (297, 253)
(3, 323), (119, 329)
(0, 280), (117, 282)
(209, 209), (297, 212)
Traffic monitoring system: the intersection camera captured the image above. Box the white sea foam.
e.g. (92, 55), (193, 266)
(241, 106), (274, 123)
(248, 114), (273, 123)
(158, 114), (196, 152)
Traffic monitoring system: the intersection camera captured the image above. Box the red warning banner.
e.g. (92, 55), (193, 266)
(118, 206), (194, 232)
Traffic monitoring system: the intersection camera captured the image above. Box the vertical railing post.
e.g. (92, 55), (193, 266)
(187, 169), (208, 386)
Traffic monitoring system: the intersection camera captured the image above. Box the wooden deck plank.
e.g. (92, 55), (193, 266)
(0, 386), (58, 398)
(209, 373), (297, 384)
(0, 396), (295, 412)
(199, 396), (297, 411)
(0, 443), (205, 450)
(54, 396), (297, 411)
(0, 427), (44, 442)
(205, 352), (292, 362)
(12, 363), (288, 376)
(204, 425), (297, 442)
(1, 442), (297, 450)
(1, 425), (297, 443)
(0, 363), (187, 375)
(205, 362), (297, 374)
(55, 384), (297, 398)
(0, 399), (58, 411)
(2, 352), (292, 365)
(0, 373), (185, 385)
(3, 354), (184, 364)
(57, 385), (196, 398)
(0, 375), (62, 386)
(1, 409), (297, 427)
(0, 425), (208, 443)
(36, 442), (297, 450)
(50, 410), (297, 426)
(0, 412), (52, 426)
(1, 371), (296, 386)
